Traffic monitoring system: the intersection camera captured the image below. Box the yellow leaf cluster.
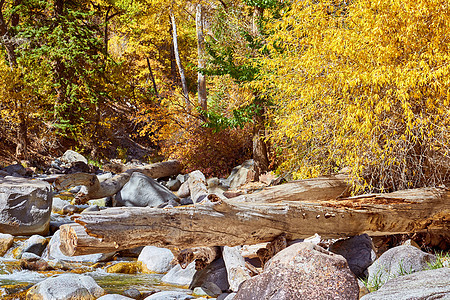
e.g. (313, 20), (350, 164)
(261, 0), (450, 192)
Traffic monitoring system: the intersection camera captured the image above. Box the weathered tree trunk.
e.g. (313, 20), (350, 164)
(196, 3), (207, 112)
(170, 11), (190, 113)
(59, 179), (449, 256)
(0, 0), (18, 70)
(187, 170), (208, 203)
(54, 160), (182, 203)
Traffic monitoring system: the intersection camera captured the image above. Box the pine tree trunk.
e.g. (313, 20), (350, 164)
(196, 4), (207, 112)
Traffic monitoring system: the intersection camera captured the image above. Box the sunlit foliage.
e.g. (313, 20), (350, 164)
(261, 0), (450, 192)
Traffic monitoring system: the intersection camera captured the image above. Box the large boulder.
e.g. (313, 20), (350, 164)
(161, 261), (197, 287)
(115, 172), (179, 207)
(60, 150), (88, 165)
(138, 246), (175, 273)
(329, 234), (376, 278)
(42, 230), (114, 263)
(222, 160), (255, 189)
(361, 268), (450, 300)
(366, 245), (436, 288)
(190, 258), (230, 292)
(0, 177), (52, 235)
(26, 273), (105, 299)
(15, 234), (48, 258)
(234, 242), (359, 300)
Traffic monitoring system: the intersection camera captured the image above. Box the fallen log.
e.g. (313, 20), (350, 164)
(54, 160), (182, 203)
(59, 181), (449, 256)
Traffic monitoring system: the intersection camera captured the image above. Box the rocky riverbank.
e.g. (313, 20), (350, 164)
(0, 150), (449, 299)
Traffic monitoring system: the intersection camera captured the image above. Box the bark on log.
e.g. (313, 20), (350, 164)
(176, 246), (221, 270)
(187, 170), (208, 203)
(59, 178), (449, 256)
(54, 160), (182, 203)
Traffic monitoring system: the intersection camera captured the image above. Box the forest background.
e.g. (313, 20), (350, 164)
(0, 0), (449, 194)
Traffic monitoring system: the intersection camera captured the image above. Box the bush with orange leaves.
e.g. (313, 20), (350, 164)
(161, 123), (252, 178)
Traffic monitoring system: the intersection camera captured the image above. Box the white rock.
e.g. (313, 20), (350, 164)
(161, 262), (196, 286)
(27, 273), (105, 299)
(138, 246), (175, 273)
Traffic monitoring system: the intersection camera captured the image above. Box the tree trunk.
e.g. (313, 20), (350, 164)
(59, 181), (449, 256)
(252, 108), (269, 179)
(53, 0), (67, 120)
(146, 57), (160, 100)
(0, 0), (18, 70)
(54, 160), (182, 203)
(170, 11), (190, 113)
(196, 3), (207, 112)
(15, 113), (28, 159)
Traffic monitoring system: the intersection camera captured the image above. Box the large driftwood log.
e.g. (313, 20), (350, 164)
(59, 176), (449, 256)
(54, 160), (181, 203)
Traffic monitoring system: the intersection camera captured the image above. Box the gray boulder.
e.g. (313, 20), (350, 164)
(234, 242), (359, 300)
(15, 234), (48, 258)
(0, 233), (14, 256)
(60, 150), (88, 165)
(115, 172), (179, 207)
(26, 273), (105, 299)
(166, 178), (182, 191)
(161, 261), (197, 286)
(138, 246), (175, 273)
(3, 163), (27, 176)
(144, 291), (194, 300)
(367, 245), (436, 287)
(329, 233), (376, 278)
(42, 230), (114, 263)
(190, 258), (229, 292)
(223, 160), (255, 189)
(52, 197), (71, 213)
(0, 177), (52, 235)
(361, 268), (450, 300)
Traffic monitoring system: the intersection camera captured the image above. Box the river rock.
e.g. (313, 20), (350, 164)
(234, 242), (359, 300)
(15, 234), (48, 258)
(26, 273), (105, 299)
(0, 177), (52, 235)
(177, 181), (190, 198)
(97, 295), (134, 300)
(3, 163), (27, 176)
(361, 268), (450, 300)
(60, 150), (88, 165)
(144, 291), (194, 300)
(42, 229), (114, 262)
(329, 233), (376, 278)
(367, 245), (436, 287)
(138, 246), (175, 273)
(115, 172), (179, 207)
(223, 160), (255, 189)
(52, 197), (71, 213)
(166, 178), (181, 191)
(161, 261), (196, 286)
(222, 246), (251, 292)
(0, 233), (14, 256)
(190, 257), (229, 292)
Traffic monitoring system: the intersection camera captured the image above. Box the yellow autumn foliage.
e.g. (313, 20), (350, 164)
(261, 0), (450, 192)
